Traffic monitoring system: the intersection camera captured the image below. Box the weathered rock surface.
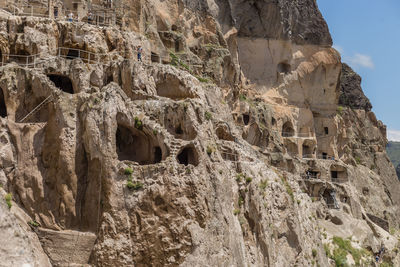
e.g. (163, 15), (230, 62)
(0, 0), (399, 266)
(339, 63), (373, 111)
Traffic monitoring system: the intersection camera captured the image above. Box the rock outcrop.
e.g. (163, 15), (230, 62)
(339, 63), (373, 111)
(0, 0), (399, 266)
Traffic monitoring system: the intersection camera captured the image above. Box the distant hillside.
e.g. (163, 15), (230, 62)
(386, 141), (400, 174)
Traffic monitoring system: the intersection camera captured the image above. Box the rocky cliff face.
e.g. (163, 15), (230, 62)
(0, 0), (400, 266)
(339, 63), (372, 111)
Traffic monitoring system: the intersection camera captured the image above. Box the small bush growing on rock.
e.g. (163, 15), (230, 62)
(124, 167), (133, 175)
(153, 129), (158, 136)
(236, 173), (244, 182)
(195, 75), (209, 83)
(312, 249), (317, 258)
(186, 167), (191, 174)
(324, 244), (331, 257)
(238, 196), (244, 207)
(245, 177), (253, 184)
(233, 209), (240, 216)
(204, 111), (212, 121)
(281, 176), (294, 202)
(5, 193), (12, 209)
(28, 220), (40, 227)
(134, 117), (143, 130)
(239, 94), (247, 101)
(206, 146), (213, 155)
(337, 106), (344, 116)
(332, 236), (362, 266)
(259, 180), (268, 190)
(127, 181), (144, 191)
(355, 156), (361, 164)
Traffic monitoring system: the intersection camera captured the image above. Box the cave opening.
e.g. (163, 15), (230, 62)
(243, 114), (250, 125)
(47, 74), (74, 94)
(282, 121), (294, 137)
(175, 125), (183, 135)
(116, 124), (165, 165)
(151, 52), (161, 63)
(66, 49), (80, 59)
(0, 87), (6, 118)
(277, 61), (291, 74)
(177, 145), (199, 166)
(154, 146), (162, 163)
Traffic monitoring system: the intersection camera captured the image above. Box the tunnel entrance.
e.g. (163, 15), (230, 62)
(243, 114), (250, 125)
(0, 87), (6, 118)
(66, 49), (80, 59)
(177, 145), (199, 166)
(277, 61), (291, 74)
(116, 124), (165, 165)
(154, 146), (162, 163)
(151, 52), (160, 63)
(330, 164), (348, 182)
(47, 74), (74, 94)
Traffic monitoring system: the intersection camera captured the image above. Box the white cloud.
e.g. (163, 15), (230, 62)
(347, 53), (374, 69)
(388, 129), (400, 142)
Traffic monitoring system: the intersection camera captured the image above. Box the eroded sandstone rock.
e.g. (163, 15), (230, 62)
(0, 0), (399, 266)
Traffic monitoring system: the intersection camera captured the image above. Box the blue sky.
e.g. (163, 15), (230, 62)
(317, 0), (400, 141)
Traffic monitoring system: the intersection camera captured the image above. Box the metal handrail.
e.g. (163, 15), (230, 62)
(331, 178), (348, 183)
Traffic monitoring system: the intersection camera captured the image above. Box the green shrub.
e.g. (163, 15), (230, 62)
(236, 173), (244, 182)
(134, 117), (143, 130)
(127, 181), (144, 191)
(186, 167), (191, 174)
(332, 247), (347, 267)
(204, 111), (212, 120)
(337, 106), (344, 116)
(233, 209), (240, 215)
(28, 220), (40, 227)
(259, 180), (268, 190)
(195, 75), (209, 83)
(238, 196), (244, 207)
(169, 52), (179, 66)
(380, 261), (394, 267)
(153, 129), (158, 135)
(355, 156), (361, 164)
(239, 94), (247, 101)
(312, 249), (317, 258)
(245, 177), (253, 184)
(332, 236), (362, 266)
(281, 176), (294, 202)
(324, 244), (331, 257)
(5, 193), (12, 209)
(124, 167), (133, 175)
(206, 146), (213, 155)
